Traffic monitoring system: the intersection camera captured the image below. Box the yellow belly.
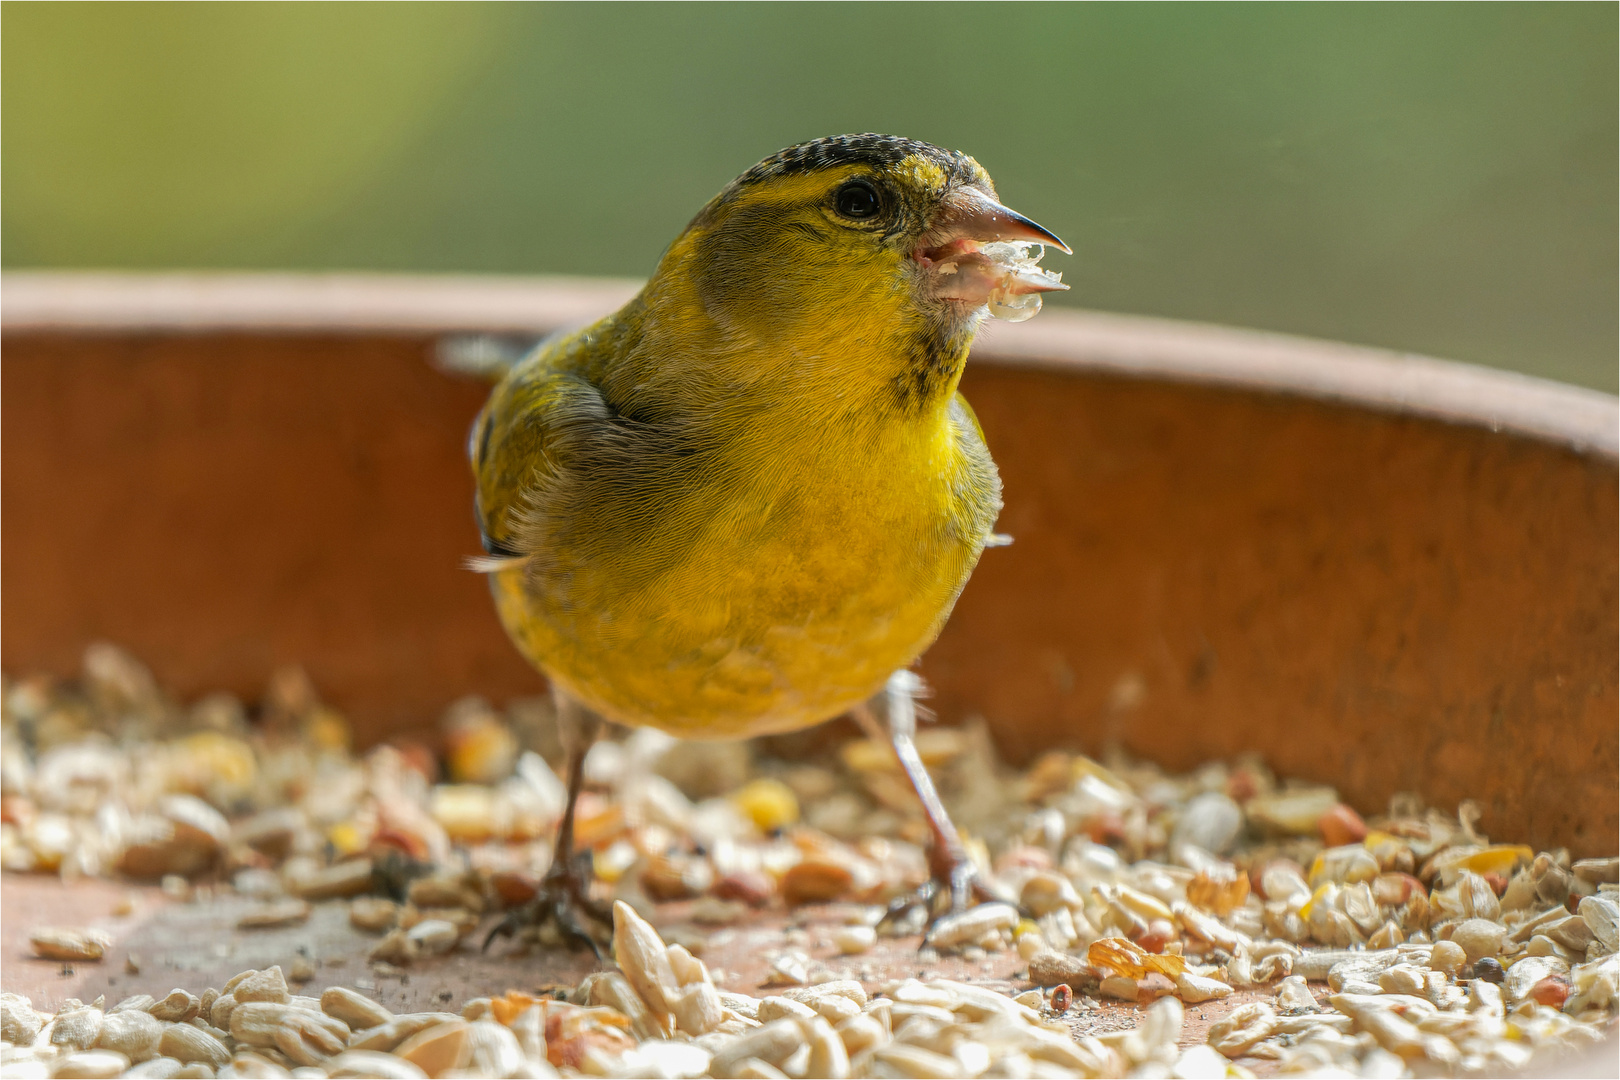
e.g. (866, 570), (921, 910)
(490, 410), (992, 739)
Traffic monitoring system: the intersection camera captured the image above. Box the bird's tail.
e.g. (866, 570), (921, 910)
(463, 553), (532, 574)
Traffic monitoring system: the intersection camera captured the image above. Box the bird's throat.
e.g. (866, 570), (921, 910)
(887, 307), (980, 415)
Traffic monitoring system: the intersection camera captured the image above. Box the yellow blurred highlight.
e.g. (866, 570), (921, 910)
(731, 778), (800, 832)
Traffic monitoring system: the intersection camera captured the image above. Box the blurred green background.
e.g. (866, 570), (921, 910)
(4, 2), (1615, 390)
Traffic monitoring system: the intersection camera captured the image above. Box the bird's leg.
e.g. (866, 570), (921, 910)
(855, 671), (1000, 943)
(485, 690), (612, 958)
(540, 697), (616, 944)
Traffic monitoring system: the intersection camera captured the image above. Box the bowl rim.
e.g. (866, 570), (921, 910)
(4, 269), (1614, 459)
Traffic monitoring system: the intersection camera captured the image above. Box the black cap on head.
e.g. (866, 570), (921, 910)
(732, 133), (985, 191)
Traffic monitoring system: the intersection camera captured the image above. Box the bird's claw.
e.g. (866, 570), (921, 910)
(877, 856), (1009, 948)
(483, 851), (613, 961)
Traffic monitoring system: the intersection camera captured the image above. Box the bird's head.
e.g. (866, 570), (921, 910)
(642, 134), (1068, 406)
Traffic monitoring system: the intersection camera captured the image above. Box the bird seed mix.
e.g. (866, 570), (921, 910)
(1, 644), (1615, 1078)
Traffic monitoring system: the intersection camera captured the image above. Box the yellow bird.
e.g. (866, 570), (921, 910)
(470, 133), (1068, 948)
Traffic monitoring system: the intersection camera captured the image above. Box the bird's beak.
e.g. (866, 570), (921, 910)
(917, 187), (1070, 306)
(926, 187), (1071, 254)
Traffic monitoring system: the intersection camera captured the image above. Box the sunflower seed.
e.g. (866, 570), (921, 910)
(322, 1050), (427, 1078)
(708, 1018), (801, 1075)
(833, 1013), (887, 1056)
(49, 1050), (130, 1079)
(1, 993), (44, 1045)
(1175, 972), (1232, 1003)
(1580, 894), (1619, 953)
(286, 859), (373, 900)
(94, 1010), (162, 1063)
(671, 981), (724, 1036)
(926, 903), (1018, 948)
(798, 1015), (850, 1079)
(403, 919), (459, 957)
(612, 900), (678, 1022)
(346, 1013), (462, 1053)
(317, 988), (390, 1032)
(236, 900), (309, 930)
(347, 897), (398, 933)
(231, 968), (289, 1005)
(29, 928), (109, 962)
(50, 1006), (104, 1051)
(158, 1023), (231, 1068)
(871, 1042), (961, 1078)
(148, 991), (201, 1024)
(1206, 1002), (1278, 1057)
(464, 1020), (522, 1078)
(755, 997), (816, 1024)
(585, 970), (666, 1042)
(208, 994), (238, 1031)
(391, 1020), (469, 1077)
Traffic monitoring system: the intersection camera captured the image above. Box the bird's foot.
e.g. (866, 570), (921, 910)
(483, 851), (613, 960)
(877, 851), (1014, 947)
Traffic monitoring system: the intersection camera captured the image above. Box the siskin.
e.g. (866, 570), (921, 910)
(471, 133), (1068, 947)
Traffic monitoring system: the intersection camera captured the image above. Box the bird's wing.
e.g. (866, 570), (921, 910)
(468, 346), (615, 567)
(468, 323), (720, 585)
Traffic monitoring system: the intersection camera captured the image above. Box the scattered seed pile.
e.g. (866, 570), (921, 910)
(2, 645), (1615, 1078)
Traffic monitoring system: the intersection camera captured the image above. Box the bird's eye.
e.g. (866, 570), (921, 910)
(834, 180), (881, 220)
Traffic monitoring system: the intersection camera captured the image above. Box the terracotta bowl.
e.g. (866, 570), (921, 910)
(3, 272), (1614, 858)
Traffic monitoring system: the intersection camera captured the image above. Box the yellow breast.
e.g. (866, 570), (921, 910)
(488, 386), (998, 739)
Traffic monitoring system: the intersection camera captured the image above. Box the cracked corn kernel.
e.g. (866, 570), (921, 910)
(730, 779), (799, 832)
